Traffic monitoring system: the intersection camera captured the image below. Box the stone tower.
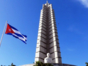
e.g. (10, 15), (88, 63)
(21, 1), (76, 66)
(35, 1), (62, 63)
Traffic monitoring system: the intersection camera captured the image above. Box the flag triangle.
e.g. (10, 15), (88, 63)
(5, 24), (15, 34)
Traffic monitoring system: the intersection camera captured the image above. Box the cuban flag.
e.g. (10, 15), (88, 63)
(5, 23), (27, 44)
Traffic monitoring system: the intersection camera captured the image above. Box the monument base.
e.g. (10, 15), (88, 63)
(52, 63), (76, 66)
(20, 63), (76, 66)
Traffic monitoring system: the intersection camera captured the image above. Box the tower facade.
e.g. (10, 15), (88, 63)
(35, 2), (62, 64)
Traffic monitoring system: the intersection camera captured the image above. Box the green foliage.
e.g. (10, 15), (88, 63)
(85, 62), (88, 66)
(45, 63), (53, 66)
(1, 65), (6, 66)
(34, 61), (44, 66)
(34, 61), (53, 66)
(11, 63), (16, 66)
(0, 63), (16, 66)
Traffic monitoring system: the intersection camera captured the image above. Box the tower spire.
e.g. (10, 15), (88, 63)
(46, 0), (48, 4)
(46, 0), (48, 3)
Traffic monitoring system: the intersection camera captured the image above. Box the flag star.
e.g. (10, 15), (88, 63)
(9, 29), (11, 31)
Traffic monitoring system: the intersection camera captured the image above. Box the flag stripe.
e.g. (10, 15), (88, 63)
(12, 29), (21, 34)
(14, 33), (24, 38)
(9, 24), (18, 30)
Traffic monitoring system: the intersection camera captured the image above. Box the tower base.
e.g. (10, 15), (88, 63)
(20, 63), (76, 66)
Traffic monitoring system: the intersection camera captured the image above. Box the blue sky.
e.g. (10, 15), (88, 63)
(0, 0), (88, 66)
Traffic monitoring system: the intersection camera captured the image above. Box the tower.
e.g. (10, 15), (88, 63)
(21, 1), (76, 66)
(35, 1), (62, 63)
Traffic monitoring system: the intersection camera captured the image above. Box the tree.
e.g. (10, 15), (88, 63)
(34, 61), (53, 66)
(11, 63), (16, 66)
(45, 63), (53, 66)
(34, 61), (44, 66)
(85, 62), (88, 66)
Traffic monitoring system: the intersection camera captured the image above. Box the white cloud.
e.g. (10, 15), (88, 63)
(78, 0), (88, 7)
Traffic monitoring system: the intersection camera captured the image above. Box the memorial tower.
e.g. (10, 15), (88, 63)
(35, 1), (62, 63)
(21, 1), (76, 66)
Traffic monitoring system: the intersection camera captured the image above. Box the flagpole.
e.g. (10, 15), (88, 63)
(0, 21), (7, 46)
